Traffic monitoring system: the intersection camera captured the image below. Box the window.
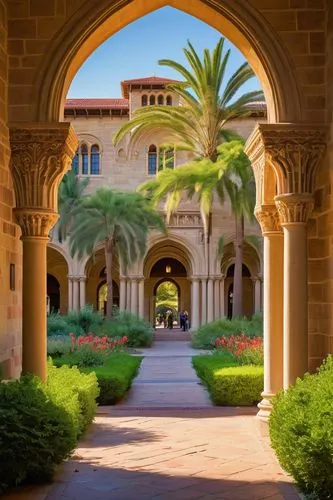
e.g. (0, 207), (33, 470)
(157, 94), (164, 105)
(81, 143), (89, 175)
(148, 145), (157, 175)
(166, 95), (172, 106)
(149, 146), (174, 175)
(149, 95), (156, 105)
(90, 144), (100, 175)
(72, 151), (79, 174)
(141, 95), (147, 106)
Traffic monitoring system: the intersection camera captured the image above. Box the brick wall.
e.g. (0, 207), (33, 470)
(0, 0), (22, 379)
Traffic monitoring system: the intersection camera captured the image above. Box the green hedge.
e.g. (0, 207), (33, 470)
(191, 315), (263, 349)
(193, 355), (263, 405)
(0, 363), (99, 493)
(54, 353), (142, 405)
(269, 355), (333, 499)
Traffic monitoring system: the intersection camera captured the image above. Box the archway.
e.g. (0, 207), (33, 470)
(154, 279), (180, 328)
(34, 0), (301, 124)
(226, 264), (253, 319)
(47, 246), (70, 314)
(97, 280), (120, 315)
(84, 249), (120, 310)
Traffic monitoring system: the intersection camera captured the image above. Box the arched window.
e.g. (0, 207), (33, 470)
(149, 95), (156, 105)
(141, 95), (147, 106)
(158, 147), (175, 172)
(157, 94), (164, 105)
(166, 95), (172, 106)
(81, 143), (89, 175)
(90, 144), (100, 175)
(72, 150), (79, 174)
(148, 145), (157, 175)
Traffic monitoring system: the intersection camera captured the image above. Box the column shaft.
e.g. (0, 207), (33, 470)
(68, 276), (73, 311)
(22, 237), (48, 380)
(130, 279), (138, 315)
(119, 278), (126, 311)
(138, 279), (145, 318)
(220, 278), (225, 317)
(72, 278), (79, 311)
(283, 223), (308, 388)
(207, 279), (214, 322)
(126, 279), (131, 311)
(191, 279), (200, 330)
(79, 278), (86, 309)
(254, 278), (261, 313)
(201, 279), (207, 325)
(214, 279), (220, 319)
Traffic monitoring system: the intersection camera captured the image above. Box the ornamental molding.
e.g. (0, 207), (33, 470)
(9, 122), (78, 212)
(246, 123), (328, 195)
(255, 204), (282, 234)
(15, 209), (59, 237)
(164, 212), (203, 228)
(275, 193), (314, 224)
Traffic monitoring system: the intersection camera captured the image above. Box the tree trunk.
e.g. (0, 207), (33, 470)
(232, 214), (244, 318)
(105, 238), (114, 318)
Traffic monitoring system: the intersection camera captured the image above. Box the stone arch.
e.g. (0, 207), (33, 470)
(34, 0), (301, 124)
(144, 236), (196, 277)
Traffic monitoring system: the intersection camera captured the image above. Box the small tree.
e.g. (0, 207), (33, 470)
(69, 188), (166, 317)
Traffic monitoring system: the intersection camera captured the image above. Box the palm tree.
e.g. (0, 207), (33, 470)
(139, 140), (256, 318)
(57, 170), (90, 242)
(113, 37), (264, 160)
(69, 188), (166, 317)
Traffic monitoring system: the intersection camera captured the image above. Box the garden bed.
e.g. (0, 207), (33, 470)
(193, 354), (263, 405)
(53, 353), (143, 404)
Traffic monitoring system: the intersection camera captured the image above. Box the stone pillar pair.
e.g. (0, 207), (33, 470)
(67, 275), (86, 311)
(10, 123), (78, 381)
(246, 123), (327, 419)
(119, 276), (144, 317)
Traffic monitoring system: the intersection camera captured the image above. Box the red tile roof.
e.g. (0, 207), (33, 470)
(65, 98), (129, 109)
(121, 76), (181, 98)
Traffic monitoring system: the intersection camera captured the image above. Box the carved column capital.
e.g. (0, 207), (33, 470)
(255, 204), (282, 234)
(275, 193), (314, 224)
(248, 123), (327, 195)
(10, 122), (78, 237)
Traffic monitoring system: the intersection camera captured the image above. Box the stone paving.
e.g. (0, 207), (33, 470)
(4, 332), (300, 500)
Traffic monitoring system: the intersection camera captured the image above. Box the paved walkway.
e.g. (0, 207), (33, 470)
(4, 333), (300, 500)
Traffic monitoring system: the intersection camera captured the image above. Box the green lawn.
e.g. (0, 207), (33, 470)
(53, 353), (143, 404)
(193, 354), (263, 406)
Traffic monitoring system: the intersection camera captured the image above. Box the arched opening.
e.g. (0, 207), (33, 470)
(157, 94), (164, 105)
(97, 280), (120, 314)
(226, 264), (252, 319)
(90, 144), (100, 175)
(154, 280), (179, 328)
(149, 95), (156, 105)
(47, 274), (60, 314)
(148, 144), (157, 175)
(166, 95), (172, 106)
(141, 94), (148, 106)
(47, 246), (70, 314)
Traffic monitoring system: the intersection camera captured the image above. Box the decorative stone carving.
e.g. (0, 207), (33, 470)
(275, 193), (314, 224)
(10, 123), (78, 236)
(246, 123), (327, 195)
(255, 204), (282, 234)
(165, 212), (202, 227)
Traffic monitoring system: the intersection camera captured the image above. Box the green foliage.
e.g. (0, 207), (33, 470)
(191, 315), (263, 349)
(54, 345), (107, 368)
(66, 305), (103, 335)
(0, 362), (99, 493)
(193, 355), (263, 405)
(47, 335), (72, 357)
(47, 312), (73, 336)
(101, 310), (154, 347)
(55, 353), (142, 405)
(46, 361), (99, 435)
(269, 355), (333, 499)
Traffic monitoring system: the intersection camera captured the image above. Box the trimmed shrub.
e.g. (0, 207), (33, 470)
(193, 355), (263, 405)
(47, 312), (72, 336)
(191, 315), (263, 349)
(269, 355), (333, 499)
(57, 345), (107, 368)
(0, 376), (76, 493)
(66, 305), (102, 335)
(101, 310), (153, 347)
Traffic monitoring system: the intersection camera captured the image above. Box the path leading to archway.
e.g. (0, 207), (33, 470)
(6, 331), (300, 500)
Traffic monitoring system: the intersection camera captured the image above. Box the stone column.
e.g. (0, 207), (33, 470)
(72, 278), (79, 311)
(67, 276), (73, 311)
(138, 278), (145, 318)
(79, 277), (86, 309)
(126, 279), (131, 311)
(255, 205), (284, 419)
(214, 278), (220, 319)
(253, 275), (262, 313)
(191, 278), (200, 330)
(207, 278), (214, 322)
(275, 194), (313, 388)
(130, 278), (138, 315)
(10, 123), (77, 380)
(219, 276), (225, 317)
(119, 278), (126, 311)
(201, 278), (207, 325)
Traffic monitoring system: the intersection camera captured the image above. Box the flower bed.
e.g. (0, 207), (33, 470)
(215, 334), (263, 366)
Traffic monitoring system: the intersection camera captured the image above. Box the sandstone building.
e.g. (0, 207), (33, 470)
(1, 0), (332, 419)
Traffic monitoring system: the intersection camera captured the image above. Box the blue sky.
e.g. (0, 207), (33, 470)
(68, 7), (261, 98)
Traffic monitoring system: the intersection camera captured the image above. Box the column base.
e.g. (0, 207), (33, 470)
(257, 392), (275, 421)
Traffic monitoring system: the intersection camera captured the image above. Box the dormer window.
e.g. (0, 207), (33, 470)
(166, 95), (172, 106)
(141, 95), (147, 106)
(149, 95), (156, 105)
(158, 94), (164, 105)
